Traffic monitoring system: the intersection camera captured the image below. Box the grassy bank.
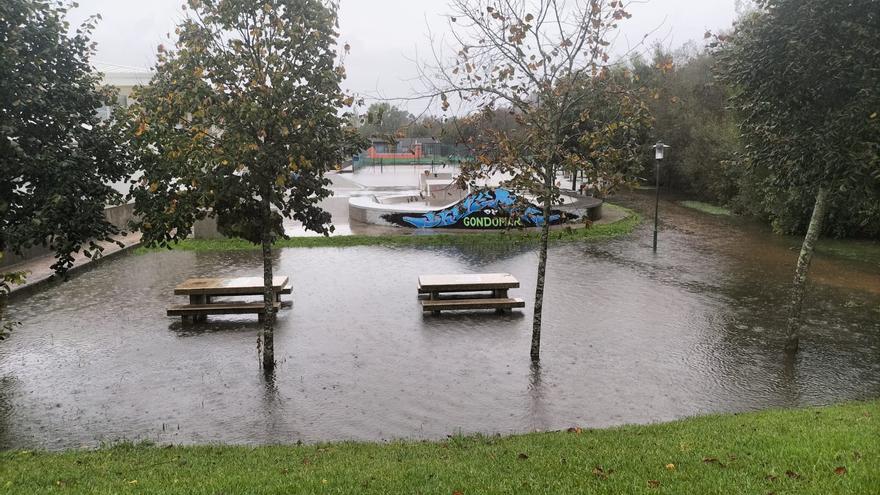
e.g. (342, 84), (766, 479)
(678, 200), (733, 216)
(136, 204), (639, 252)
(674, 199), (880, 265)
(815, 238), (880, 266)
(2, 400), (877, 494)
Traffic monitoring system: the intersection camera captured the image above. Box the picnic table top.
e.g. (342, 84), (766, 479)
(418, 273), (519, 291)
(174, 276), (289, 296)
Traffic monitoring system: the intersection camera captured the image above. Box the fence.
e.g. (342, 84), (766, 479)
(354, 142), (473, 168)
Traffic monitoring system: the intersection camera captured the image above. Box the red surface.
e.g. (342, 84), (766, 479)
(367, 143), (423, 159)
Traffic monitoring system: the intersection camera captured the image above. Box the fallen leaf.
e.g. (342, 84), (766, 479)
(592, 466), (611, 479)
(566, 427), (582, 434)
(665, 463), (676, 471)
(647, 479), (660, 488)
(453, 491), (463, 495)
(834, 466), (847, 475)
(702, 457), (718, 463)
(765, 474), (778, 482)
(517, 453), (529, 460)
(785, 470), (801, 479)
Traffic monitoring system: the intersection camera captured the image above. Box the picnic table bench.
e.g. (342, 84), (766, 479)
(417, 273), (525, 314)
(168, 276), (291, 322)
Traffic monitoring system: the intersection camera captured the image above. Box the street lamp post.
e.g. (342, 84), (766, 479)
(652, 141), (670, 252)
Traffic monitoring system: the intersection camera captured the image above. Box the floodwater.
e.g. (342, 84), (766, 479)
(1, 193), (879, 450)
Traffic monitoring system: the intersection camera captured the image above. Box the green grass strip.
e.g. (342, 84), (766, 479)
(814, 238), (880, 266)
(678, 200), (733, 216)
(1, 400), (877, 494)
(676, 201), (880, 265)
(136, 204), (640, 253)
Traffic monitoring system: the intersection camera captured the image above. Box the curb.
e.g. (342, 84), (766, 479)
(7, 239), (143, 300)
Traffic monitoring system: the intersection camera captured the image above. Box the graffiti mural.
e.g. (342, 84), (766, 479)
(381, 188), (578, 229)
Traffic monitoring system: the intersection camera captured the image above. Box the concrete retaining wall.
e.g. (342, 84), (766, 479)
(1, 202), (138, 269)
(104, 202), (137, 230)
(587, 203), (603, 222)
(192, 216), (226, 240)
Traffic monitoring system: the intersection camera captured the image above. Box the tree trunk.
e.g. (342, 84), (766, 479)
(531, 190), (552, 363)
(260, 191), (276, 372)
(0, 292), (7, 339)
(784, 186), (830, 354)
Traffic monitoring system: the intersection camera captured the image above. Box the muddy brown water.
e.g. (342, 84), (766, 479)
(1, 193), (879, 450)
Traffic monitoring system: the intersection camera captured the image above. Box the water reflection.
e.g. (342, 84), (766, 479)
(781, 351), (799, 405)
(527, 362), (550, 432)
(0, 376), (16, 448)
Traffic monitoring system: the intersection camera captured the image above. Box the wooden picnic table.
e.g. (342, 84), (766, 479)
(417, 273), (524, 314)
(418, 273), (519, 295)
(168, 276), (291, 322)
(175, 276), (290, 300)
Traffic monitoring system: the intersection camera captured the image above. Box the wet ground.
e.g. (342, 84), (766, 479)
(1, 191), (879, 450)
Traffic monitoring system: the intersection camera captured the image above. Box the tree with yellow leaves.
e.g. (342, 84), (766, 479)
(127, 0), (365, 372)
(426, 0), (643, 362)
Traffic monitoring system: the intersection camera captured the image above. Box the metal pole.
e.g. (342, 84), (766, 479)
(653, 158), (660, 252)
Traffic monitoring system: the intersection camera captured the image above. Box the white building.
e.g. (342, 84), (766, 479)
(94, 63), (152, 118)
(93, 63), (152, 196)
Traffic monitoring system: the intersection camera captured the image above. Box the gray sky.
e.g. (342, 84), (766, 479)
(68, 0), (740, 113)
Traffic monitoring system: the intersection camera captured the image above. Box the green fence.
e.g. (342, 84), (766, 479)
(354, 143), (473, 168)
(354, 155), (470, 167)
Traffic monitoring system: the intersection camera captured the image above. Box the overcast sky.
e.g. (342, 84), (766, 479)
(68, 0), (741, 113)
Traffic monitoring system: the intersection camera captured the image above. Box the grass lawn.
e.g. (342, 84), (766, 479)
(1, 400), (877, 494)
(136, 204), (639, 252)
(673, 200), (880, 265)
(678, 201), (733, 216)
(815, 238), (880, 266)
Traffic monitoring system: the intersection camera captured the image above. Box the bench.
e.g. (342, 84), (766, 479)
(167, 301), (281, 317)
(169, 276), (291, 322)
(417, 273), (524, 314)
(421, 298), (525, 312)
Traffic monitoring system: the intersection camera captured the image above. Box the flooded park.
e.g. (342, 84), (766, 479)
(3, 0), (878, 492)
(1, 168), (879, 451)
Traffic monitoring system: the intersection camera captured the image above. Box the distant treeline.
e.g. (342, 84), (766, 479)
(631, 45), (879, 239)
(354, 45), (879, 240)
